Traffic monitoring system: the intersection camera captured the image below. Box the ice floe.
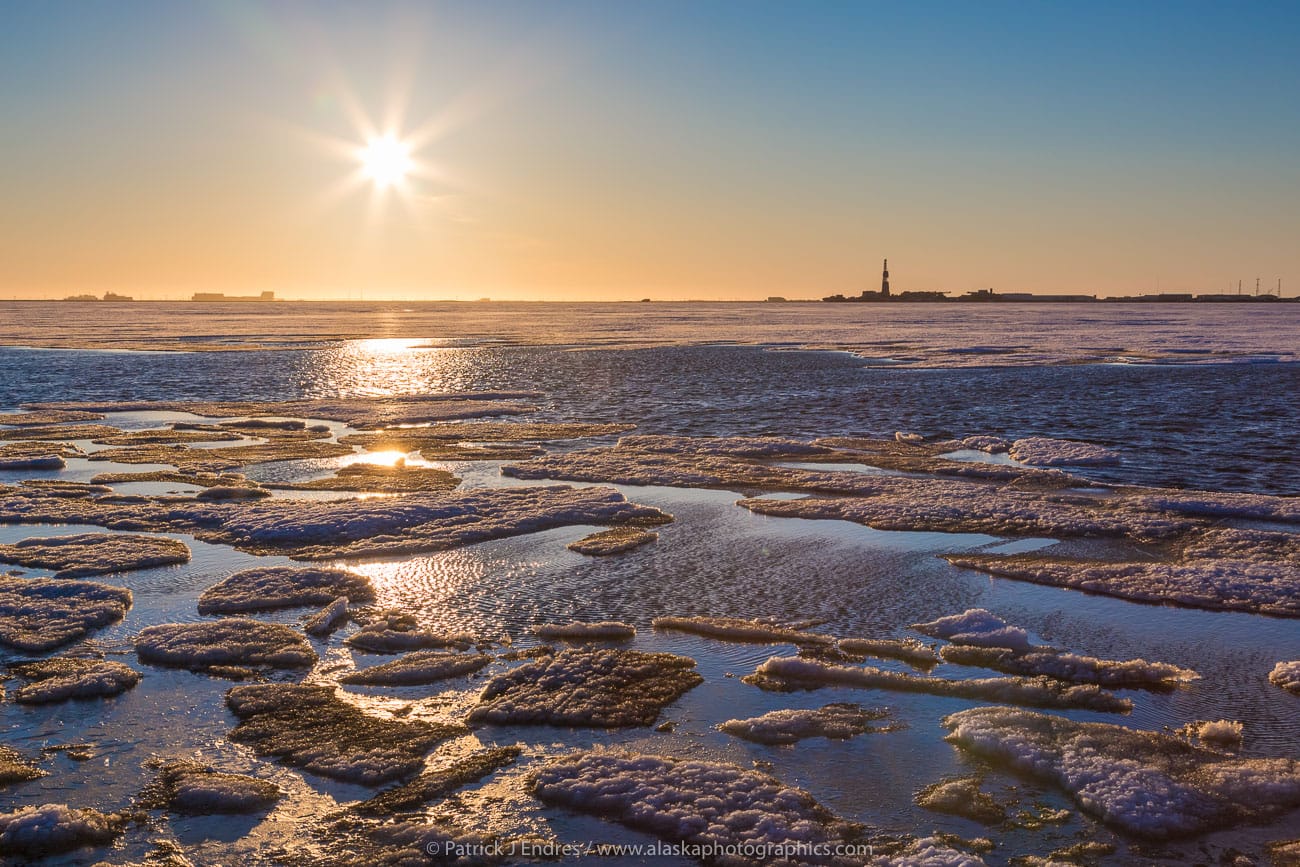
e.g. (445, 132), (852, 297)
(342, 420), (634, 445)
(718, 703), (894, 745)
(946, 532), (1300, 618)
(740, 481), (1187, 542)
(268, 461), (461, 493)
(915, 777), (1006, 824)
(1269, 661), (1300, 695)
(28, 394), (537, 428)
(959, 436), (1010, 454)
(0, 746), (45, 786)
(8, 657), (140, 703)
(911, 609), (1032, 651)
(0, 423), (125, 442)
(0, 482), (670, 560)
(530, 750), (866, 866)
(1008, 437), (1121, 466)
(0, 409), (104, 426)
(350, 746), (522, 816)
(340, 650), (492, 686)
(938, 644), (1198, 689)
(0, 575), (132, 652)
(197, 566), (375, 614)
(91, 428), (244, 445)
(88, 440), (356, 473)
(566, 526), (658, 555)
(744, 657), (1130, 712)
(305, 597), (350, 636)
(0, 803), (126, 856)
(943, 706), (1300, 837)
(1189, 720), (1244, 747)
(532, 621), (636, 641)
(652, 615), (833, 646)
(836, 637), (939, 667)
(874, 836), (990, 867)
(135, 618), (316, 671)
(346, 610), (474, 653)
(0, 533), (190, 577)
(469, 648), (702, 728)
(225, 683), (464, 784)
(141, 760), (282, 814)
(0, 454), (65, 470)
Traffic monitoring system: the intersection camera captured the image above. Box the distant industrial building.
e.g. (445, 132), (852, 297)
(192, 291), (276, 302)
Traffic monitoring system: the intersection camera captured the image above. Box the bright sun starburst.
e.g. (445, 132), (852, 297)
(358, 135), (413, 188)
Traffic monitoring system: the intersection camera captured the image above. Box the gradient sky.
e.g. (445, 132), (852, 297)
(3, 1), (1298, 300)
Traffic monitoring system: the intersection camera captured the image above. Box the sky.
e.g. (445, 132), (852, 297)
(2, 1), (1299, 301)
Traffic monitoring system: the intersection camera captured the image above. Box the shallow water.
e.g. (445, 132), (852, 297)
(1, 331), (1298, 865)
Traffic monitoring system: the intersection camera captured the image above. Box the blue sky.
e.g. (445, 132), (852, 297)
(2, 1), (1297, 298)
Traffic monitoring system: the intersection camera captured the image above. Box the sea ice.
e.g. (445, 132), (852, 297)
(0, 482), (670, 561)
(718, 703), (893, 745)
(530, 750), (866, 866)
(946, 539), (1300, 618)
(959, 436), (1010, 454)
(88, 440), (355, 473)
(914, 777), (1006, 824)
(468, 648), (702, 728)
(0, 410), (104, 426)
(340, 650), (492, 686)
(197, 566), (375, 614)
(1190, 720), (1244, 747)
(0, 746), (45, 786)
(226, 683), (464, 784)
(0, 423), (125, 442)
(938, 645), (1198, 689)
(744, 657), (1130, 713)
(0, 533), (190, 577)
(532, 621), (636, 641)
(0, 575), (132, 652)
(346, 610), (474, 653)
(268, 461), (461, 493)
(350, 746), (522, 816)
(0, 803), (126, 856)
(911, 609), (1032, 651)
(1008, 437), (1121, 466)
(566, 526), (657, 555)
(305, 596), (351, 636)
(836, 637), (939, 667)
(91, 429), (243, 445)
(29, 394), (538, 428)
(135, 618), (316, 671)
(0, 454), (65, 470)
(342, 420), (634, 444)
(141, 760), (282, 815)
(652, 615), (834, 646)
(943, 706), (1300, 837)
(9, 657), (140, 703)
(1269, 661), (1300, 695)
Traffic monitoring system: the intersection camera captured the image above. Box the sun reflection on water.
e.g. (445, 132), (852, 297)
(295, 339), (496, 398)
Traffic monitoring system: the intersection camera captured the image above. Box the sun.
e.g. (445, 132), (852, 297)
(358, 135), (413, 188)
